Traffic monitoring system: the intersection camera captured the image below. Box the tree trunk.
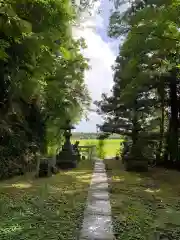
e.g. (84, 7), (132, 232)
(156, 80), (165, 162)
(166, 69), (179, 163)
(131, 99), (140, 157)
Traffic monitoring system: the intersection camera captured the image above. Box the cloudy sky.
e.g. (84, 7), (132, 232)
(74, 0), (120, 132)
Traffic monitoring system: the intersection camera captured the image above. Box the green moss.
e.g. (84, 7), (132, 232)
(0, 158), (93, 240)
(105, 159), (180, 240)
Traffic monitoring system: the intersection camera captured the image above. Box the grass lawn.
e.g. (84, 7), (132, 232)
(72, 139), (123, 157)
(105, 158), (180, 240)
(0, 157), (94, 240)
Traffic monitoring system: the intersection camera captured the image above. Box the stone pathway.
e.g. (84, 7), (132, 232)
(80, 159), (114, 240)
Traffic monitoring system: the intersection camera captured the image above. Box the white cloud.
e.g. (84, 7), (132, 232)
(73, 0), (119, 132)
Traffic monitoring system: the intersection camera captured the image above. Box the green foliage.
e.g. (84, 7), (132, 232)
(0, 0), (91, 179)
(97, 139), (105, 159)
(97, 0), (180, 169)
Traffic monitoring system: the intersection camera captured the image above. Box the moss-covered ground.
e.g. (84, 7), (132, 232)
(0, 158), (93, 240)
(105, 158), (180, 240)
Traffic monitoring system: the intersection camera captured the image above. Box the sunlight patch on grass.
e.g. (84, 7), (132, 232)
(144, 188), (161, 193)
(112, 176), (125, 182)
(75, 174), (92, 181)
(11, 183), (32, 189)
(0, 158), (94, 240)
(1, 224), (22, 234)
(105, 159), (180, 240)
(136, 177), (142, 182)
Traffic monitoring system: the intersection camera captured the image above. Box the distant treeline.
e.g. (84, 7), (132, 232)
(72, 132), (121, 139)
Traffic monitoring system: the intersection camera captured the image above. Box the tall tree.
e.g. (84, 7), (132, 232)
(97, 0), (180, 169)
(0, 0), (91, 178)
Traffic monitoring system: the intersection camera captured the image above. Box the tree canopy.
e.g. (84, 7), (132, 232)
(0, 0), (91, 179)
(96, 0), (180, 170)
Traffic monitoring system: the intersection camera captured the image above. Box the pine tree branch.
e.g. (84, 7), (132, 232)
(133, 31), (180, 42)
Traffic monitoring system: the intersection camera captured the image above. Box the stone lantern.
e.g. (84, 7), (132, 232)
(56, 120), (77, 169)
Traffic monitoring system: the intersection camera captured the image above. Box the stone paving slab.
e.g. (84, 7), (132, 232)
(80, 215), (113, 240)
(90, 191), (109, 201)
(90, 182), (109, 191)
(79, 159), (114, 240)
(85, 199), (111, 215)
